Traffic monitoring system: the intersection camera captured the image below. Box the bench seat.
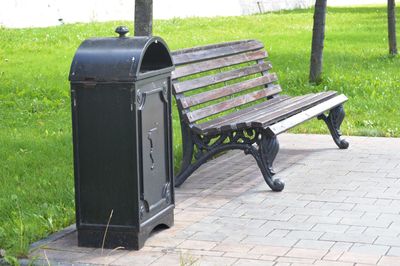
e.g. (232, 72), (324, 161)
(193, 91), (343, 135)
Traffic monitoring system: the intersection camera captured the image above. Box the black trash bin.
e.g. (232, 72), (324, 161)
(69, 26), (175, 250)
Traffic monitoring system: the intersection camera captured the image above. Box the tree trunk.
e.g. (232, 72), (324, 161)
(134, 0), (153, 36)
(309, 0), (327, 84)
(388, 0), (398, 55)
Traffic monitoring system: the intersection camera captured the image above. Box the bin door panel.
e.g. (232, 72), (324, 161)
(74, 84), (137, 226)
(138, 79), (170, 218)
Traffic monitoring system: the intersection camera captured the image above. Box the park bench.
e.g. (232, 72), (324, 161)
(170, 40), (349, 192)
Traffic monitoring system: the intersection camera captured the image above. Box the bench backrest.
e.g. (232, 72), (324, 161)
(170, 40), (281, 126)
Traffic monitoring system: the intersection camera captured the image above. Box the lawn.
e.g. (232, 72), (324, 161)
(1, 6), (399, 258)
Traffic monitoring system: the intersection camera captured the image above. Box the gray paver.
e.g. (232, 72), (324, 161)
(26, 134), (400, 266)
(349, 243), (390, 256)
(294, 239), (335, 250)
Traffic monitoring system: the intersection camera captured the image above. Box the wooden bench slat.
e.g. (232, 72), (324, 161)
(193, 95), (291, 134)
(265, 94), (348, 136)
(171, 40), (264, 66)
(219, 94), (314, 132)
(216, 92), (334, 132)
(200, 94), (312, 134)
(235, 93), (324, 126)
(174, 62), (272, 94)
(186, 86), (282, 123)
(257, 91), (338, 127)
(179, 73), (278, 108)
(171, 40), (259, 58)
(172, 50), (267, 80)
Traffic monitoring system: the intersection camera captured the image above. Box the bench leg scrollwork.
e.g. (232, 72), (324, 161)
(174, 128), (284, 192)
(318, 104), (349, 149)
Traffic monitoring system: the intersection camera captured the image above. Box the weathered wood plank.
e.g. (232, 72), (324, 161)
(236, 93), (325, 127)
(179, 73), (278, 108)
(185, 86), (282, 123)
(257, 91), (338, 127)
(218, 94), (315, 132)
(265, 94), (348, 136)
(171, 40), (264, 66)
(193, 94), (290, 134)
(174, 62), (272, 94)
(171, 40), (259, 57)
(197, 94), (311, 134)
(172, 50), (267, 80)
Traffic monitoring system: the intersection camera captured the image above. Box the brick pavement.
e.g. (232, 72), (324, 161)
(27, 134), (400, 265)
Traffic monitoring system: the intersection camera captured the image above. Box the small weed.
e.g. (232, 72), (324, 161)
(179, 252), (199, 266)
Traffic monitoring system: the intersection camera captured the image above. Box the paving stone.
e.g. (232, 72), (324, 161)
(273, 263), (292, 266)
(329, 242), (353, 252)
(285, 230), (323, 240)
(146, 236), (185, 248)
(377, 256), (400, 265)
(345, 226), (366, 234)
(387, 247), (400, 256)
(353, 204), (399, 215)
(314, 261), (354, 266)
(109, 251), (161, 266)
(261, 221), (315, 231)
(177, 240), (218, 251)
(286, 248), (327, 259)
(212, 243), (253, 253)
(338, 251), (381, 264)
(379, 213), (400, 223)
(329, 210), (364, 219)
(349, 243), (390, 256)
(221, 233), (248, 244)
(320, 233), (377, 244)
(184, 222), (223, 233)
(344, 197), (376, 205)
(275, 256), (316, 264)
(323, 202), (356, 211)
(150, 253), (199, 266)
(267, 229), (290, 238)
(375, 199), (393, 206)
(306, 216), (342, 224)
(233, 258), (274, 266)
(30, 249), (86, 263)
(322, 250), (344, 261)
(365, 227), (400, 238)
(312, 224), (349, 234)
(197, 255), (238, 266)
(282, 207), (332, 217)
(178, 249), (224, 257)
(375, 236), (400, 247)
(243, 211), (293, 221)
(189, 231), (228, 242)
(248, 245), (290, 256)
(241, 236), (298, 247)
(223, 252), (262, 260)
(289, 215), (310, 223)
(294, 240), (335, 250)
(40, 232), (95, 253)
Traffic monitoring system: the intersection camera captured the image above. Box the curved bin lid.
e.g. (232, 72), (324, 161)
(69, 35), (174, 82)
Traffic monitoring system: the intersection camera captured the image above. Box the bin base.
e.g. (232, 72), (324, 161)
(77, 206), (174, 250)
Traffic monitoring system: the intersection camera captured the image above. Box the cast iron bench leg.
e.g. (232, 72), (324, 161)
(318, 104), (349, 149)
(253, 134), (285, 192)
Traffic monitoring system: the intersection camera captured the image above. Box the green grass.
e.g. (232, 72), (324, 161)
(1, 6), (399, 258)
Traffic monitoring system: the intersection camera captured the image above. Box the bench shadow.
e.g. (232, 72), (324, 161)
(178, 145), (341, 194)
